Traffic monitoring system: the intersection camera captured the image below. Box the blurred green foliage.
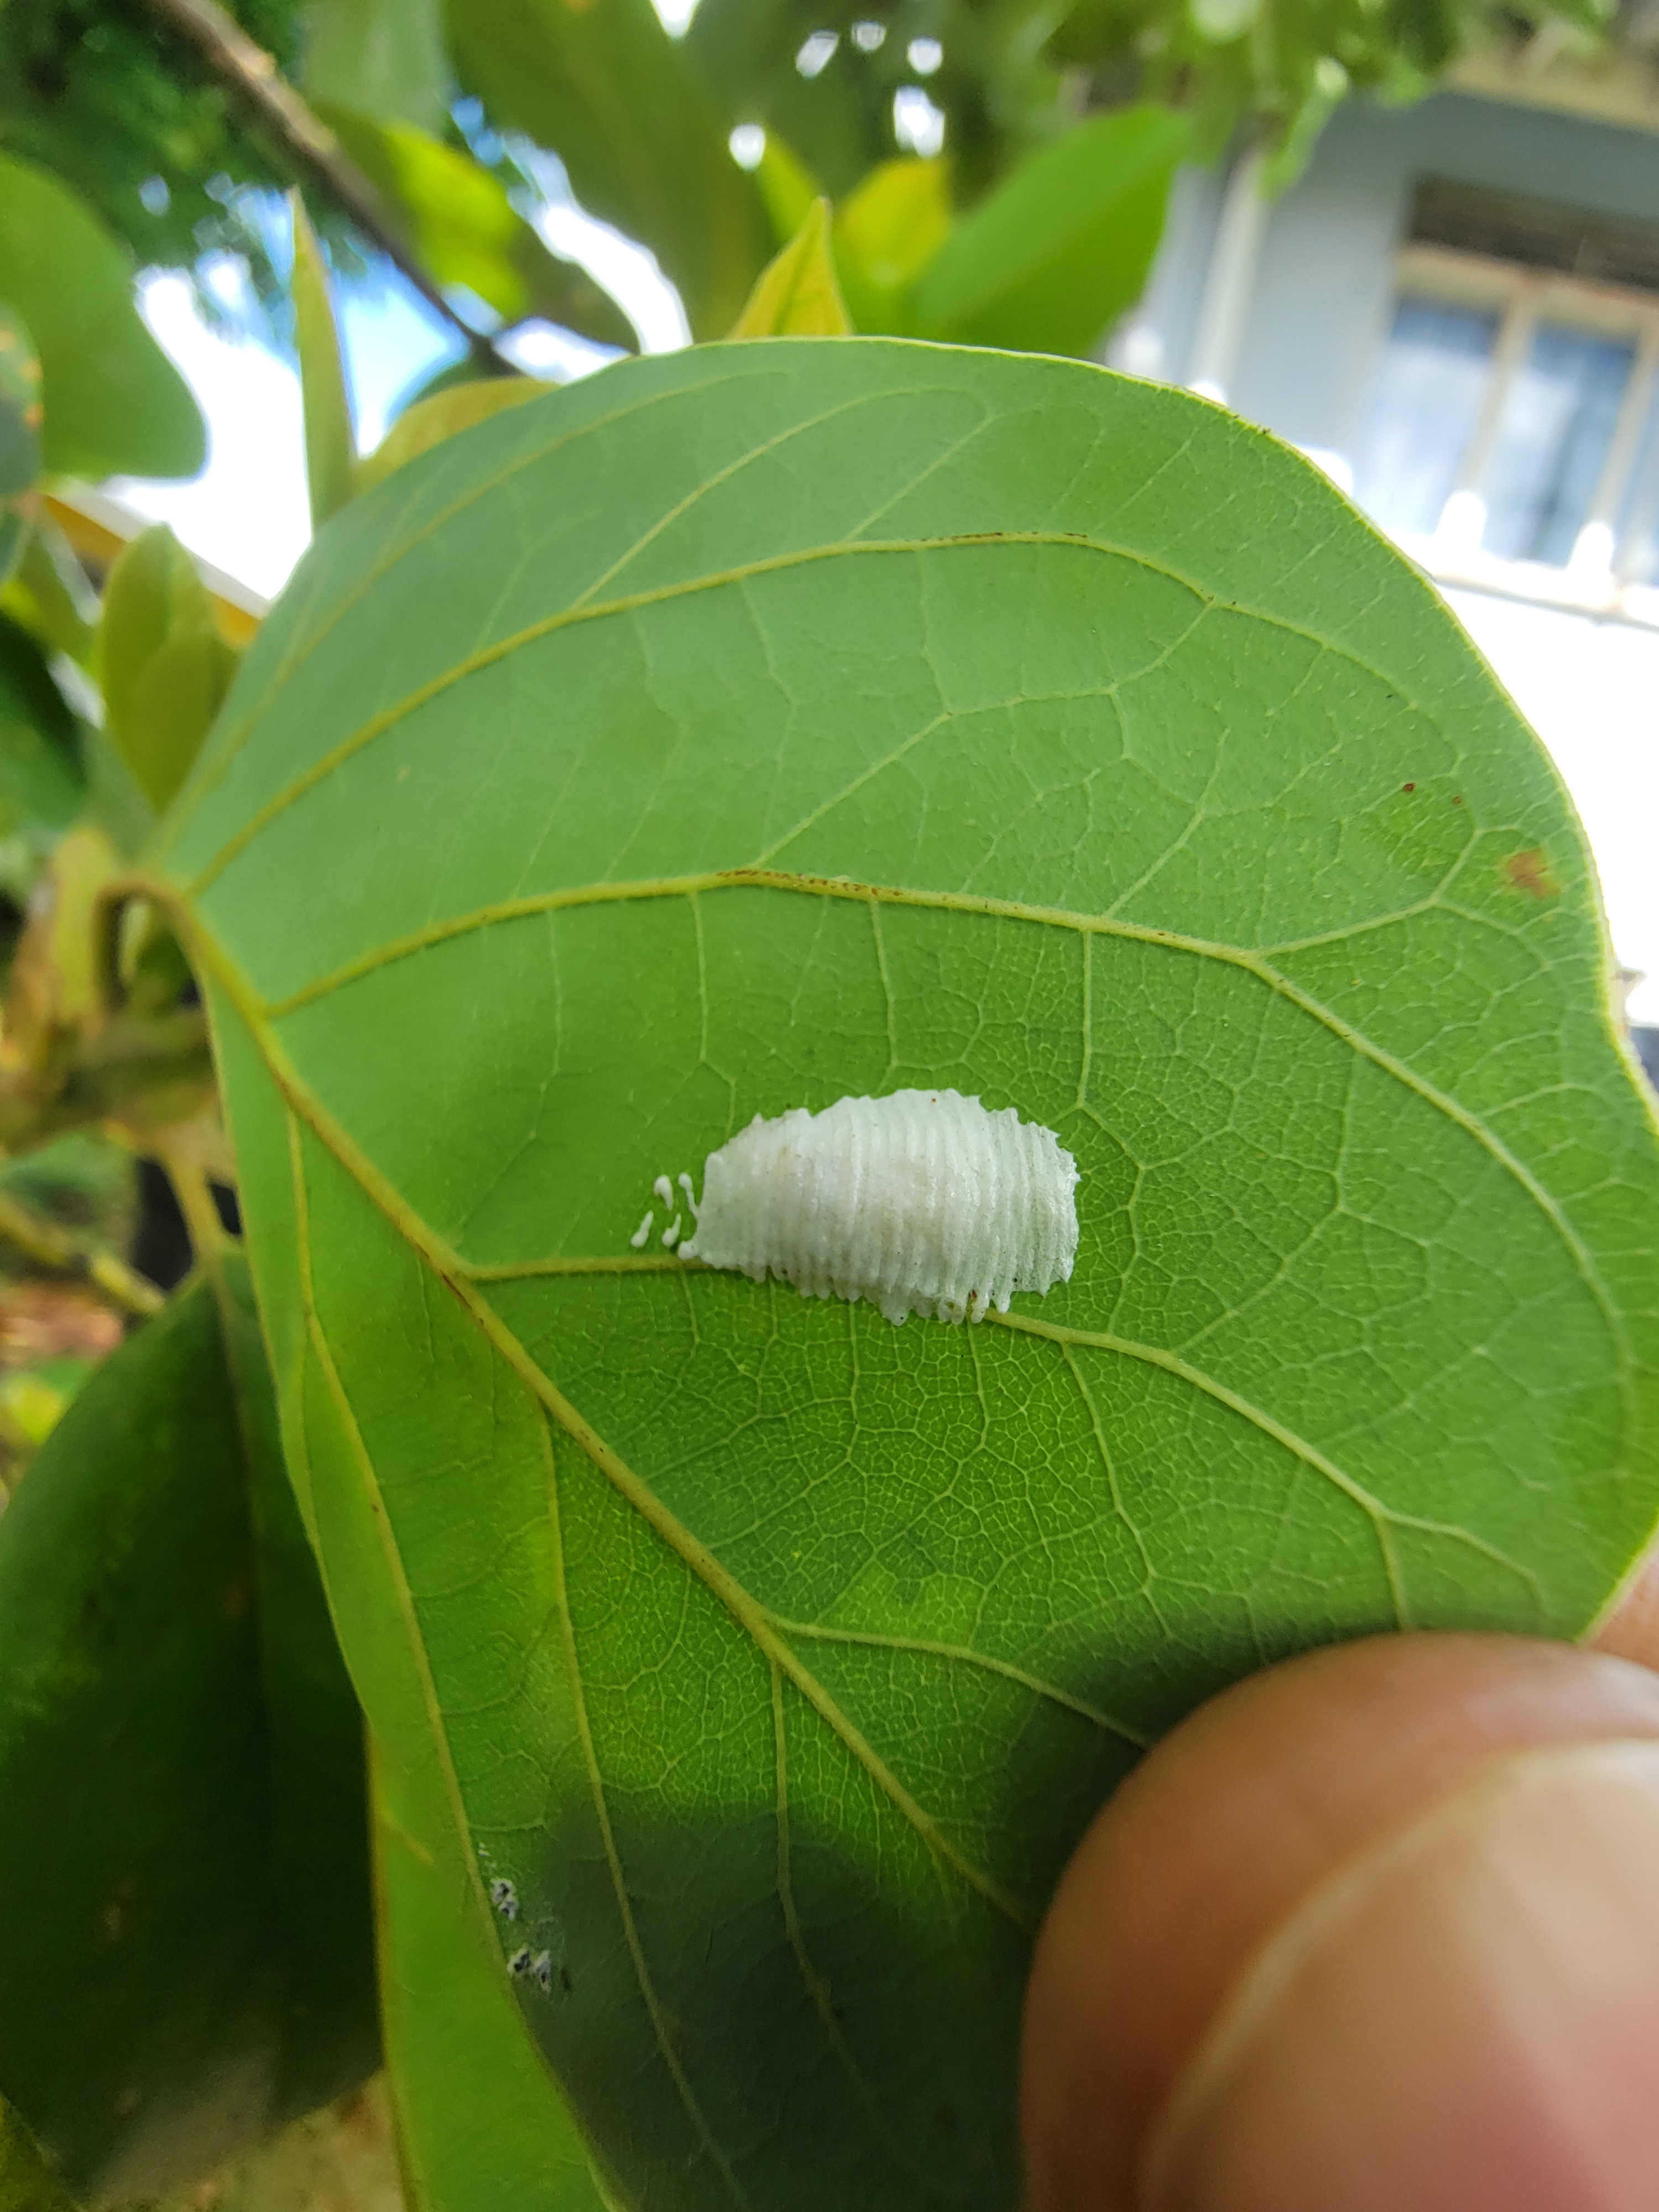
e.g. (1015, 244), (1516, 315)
(0, 0), (317, 312)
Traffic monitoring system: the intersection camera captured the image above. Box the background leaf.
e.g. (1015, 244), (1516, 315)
(0, 305), (42, 594)
(0, 2093), (77, 2212)
(97, 523), (239, 815)
(0, 520), (98, 670)
(444, 0), (772, 340)
(289, 195), (357, 531)
(831, 158), (951, 334)
(356, 378), (551, 495)
(163, 343), (1659, 2208)
(0, 152), (204, 483)
(317, 108), (637, 349)
(300, 0), (451, 132)
(912, 105), (1189, 355)
(752, 131), (822, 247)
(729, 202), (851, 338)
(0, 1261), (378, 2204)
(0, 611), (85, 900)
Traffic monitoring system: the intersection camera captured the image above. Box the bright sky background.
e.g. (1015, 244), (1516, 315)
(109, 210), (1659, 1026)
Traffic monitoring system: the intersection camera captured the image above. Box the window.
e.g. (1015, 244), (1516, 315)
(1352, 182), (1659, 601)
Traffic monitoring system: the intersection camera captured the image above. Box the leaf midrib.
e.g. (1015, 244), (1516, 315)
(189, 906), (1566, 1885)
(199, 920), (1039, 1932)
(233, 863), (1627, 1403)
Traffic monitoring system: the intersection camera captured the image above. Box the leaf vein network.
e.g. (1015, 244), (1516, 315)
(180, 530), (1459, 900)
(196, 930), (1032, 1933)
(541, 1411), (748, 2204)
(248, 867), (1626, 1390)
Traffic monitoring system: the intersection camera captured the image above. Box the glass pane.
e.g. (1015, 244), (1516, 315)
(1352, 296), (1499, 537)
(1613, 379), (1659, 586)
(1481, 323), (1634, 566)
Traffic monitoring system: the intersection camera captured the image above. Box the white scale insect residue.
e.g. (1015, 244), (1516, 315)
(644, 1088), (1079, 1326)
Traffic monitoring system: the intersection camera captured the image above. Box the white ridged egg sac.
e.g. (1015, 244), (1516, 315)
(677, 1089), (1079, 1326)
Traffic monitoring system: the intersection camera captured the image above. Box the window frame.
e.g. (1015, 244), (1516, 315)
(1376, 241), (1659, 629)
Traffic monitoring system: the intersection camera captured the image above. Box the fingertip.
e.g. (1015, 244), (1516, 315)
(1592, 1537), (1659, 1672)
(1145, 1738), (1659, 2212)
(1020, 1633), (1659, 2212)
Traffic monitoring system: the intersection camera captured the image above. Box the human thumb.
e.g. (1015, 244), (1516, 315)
(1020, 1632), (1659, 2212)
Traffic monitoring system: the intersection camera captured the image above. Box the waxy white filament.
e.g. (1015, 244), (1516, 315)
(676, 1089), (1079, 1326)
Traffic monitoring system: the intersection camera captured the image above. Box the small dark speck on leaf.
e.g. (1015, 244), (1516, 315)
(1504, 848), (1558, 900)
(1451, 795), (1464, 805)
(1401, 781), (1415, 792)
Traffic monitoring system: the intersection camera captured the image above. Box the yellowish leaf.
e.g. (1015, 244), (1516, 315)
(833, 157), (953, 332)
(727, 199), (851, 339)
(357, 378), (551, 495)
(289, 192), (357, 529)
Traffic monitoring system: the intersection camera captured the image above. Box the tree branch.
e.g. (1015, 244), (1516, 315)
(0, 1188), (166, 1321)
(141, 0), (499, 369)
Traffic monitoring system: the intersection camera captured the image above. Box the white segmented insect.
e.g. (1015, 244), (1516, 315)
(507, 1947), (532, 1978)
(489, 1878), (518, 1919)
(675, 1088), (1078, 1326)
(530, 1950), (553, 1992)
(629, 1211), (654, 1249)
(653, 1174), (675, 1207)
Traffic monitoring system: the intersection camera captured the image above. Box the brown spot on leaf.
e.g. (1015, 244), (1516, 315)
(222, 1575), (249, 1619)
(1505, 848), (1558, 900)
(1401, 781), (1415, 792)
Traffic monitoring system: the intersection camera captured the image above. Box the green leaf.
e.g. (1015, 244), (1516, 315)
(445, 0), (773, 340)
(289, 194), (357, 531)
(317, 107), (637, 349)
(729, 200), (851, 338)
(0, 612), (84, 889)
(681, 1), (901, 201)
(374, 1742), (614, 2211)
(357, 377), (551, 494)
(0, 2093), (77, 2212)
(0, 510), (28, 604)
(0, 306), (43, 544)
(96, 523), (238, 815)
(1261, 58), (1351, 194)
(160, 342), (1659, 2206)
(1191, 0), (1259, 36)
(913, 105), (1188, 356)
(0, 1260), (378, 2203)
(0, 152), (204, 483)
(0, 518), (97, 669)
(831, 158), (951, 335)
(753, 130), (822, 248)
(300, 0), (451, 131)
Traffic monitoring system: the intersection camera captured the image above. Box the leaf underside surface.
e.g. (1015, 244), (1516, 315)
(0, 1266), (377, 2204)
(157, 340), (1659, 2210)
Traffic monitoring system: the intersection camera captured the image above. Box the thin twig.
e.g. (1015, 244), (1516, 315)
(158, 1149), (230, 1285)
(142, 0), (499, 368)
(0, 1188), (166, 1319)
